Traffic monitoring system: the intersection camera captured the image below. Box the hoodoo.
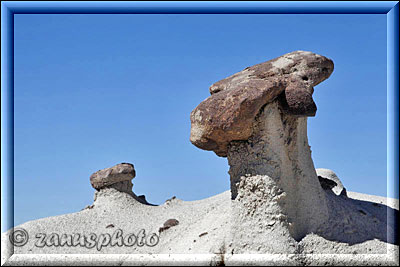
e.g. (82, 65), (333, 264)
(190, 51), (334, 249)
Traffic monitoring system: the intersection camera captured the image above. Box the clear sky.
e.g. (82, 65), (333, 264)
(13, 14), (391, 227)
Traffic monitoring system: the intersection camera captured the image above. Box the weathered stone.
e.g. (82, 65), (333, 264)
(90, 163), (135, 190)
(159, 219), (179, 233)
(209, 50), (333, 95)
(190, 51), (335, 246)
(318, 176), (338, 190)
(190, 80), (285, 157)
(277, 80), (317, 116)
(317, 168), (347, 197)
(190, 51), (334, 157)
(228, 102), (329, 243)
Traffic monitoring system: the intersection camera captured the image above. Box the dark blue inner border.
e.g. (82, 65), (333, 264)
(2, 1), (398, 14)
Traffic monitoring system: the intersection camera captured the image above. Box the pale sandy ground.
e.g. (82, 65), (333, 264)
(1, 189), (398, 266)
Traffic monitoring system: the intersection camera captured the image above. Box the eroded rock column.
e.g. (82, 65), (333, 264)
(228, 101), (328, 245)
(189, 51), (335, 251)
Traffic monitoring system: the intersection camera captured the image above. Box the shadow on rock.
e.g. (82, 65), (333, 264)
(317, 191), (398, 246)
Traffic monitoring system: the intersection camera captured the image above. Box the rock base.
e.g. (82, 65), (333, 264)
(228, 101), (329, 241)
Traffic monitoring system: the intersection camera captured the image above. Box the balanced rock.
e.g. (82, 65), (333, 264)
(317, 168), (347, 197)
(190, 51), (334, 248)
(90, 163), (136, 193)
(190, 50), (334, 157)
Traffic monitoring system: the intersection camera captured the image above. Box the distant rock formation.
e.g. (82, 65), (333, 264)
(317, 168), (348, 197)
(90, 162), (151, 205)
(190, 51), (334, 248)
(90, 163), (135, 192)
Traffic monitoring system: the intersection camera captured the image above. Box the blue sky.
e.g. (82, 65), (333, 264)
(13, 14), (390, 227)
